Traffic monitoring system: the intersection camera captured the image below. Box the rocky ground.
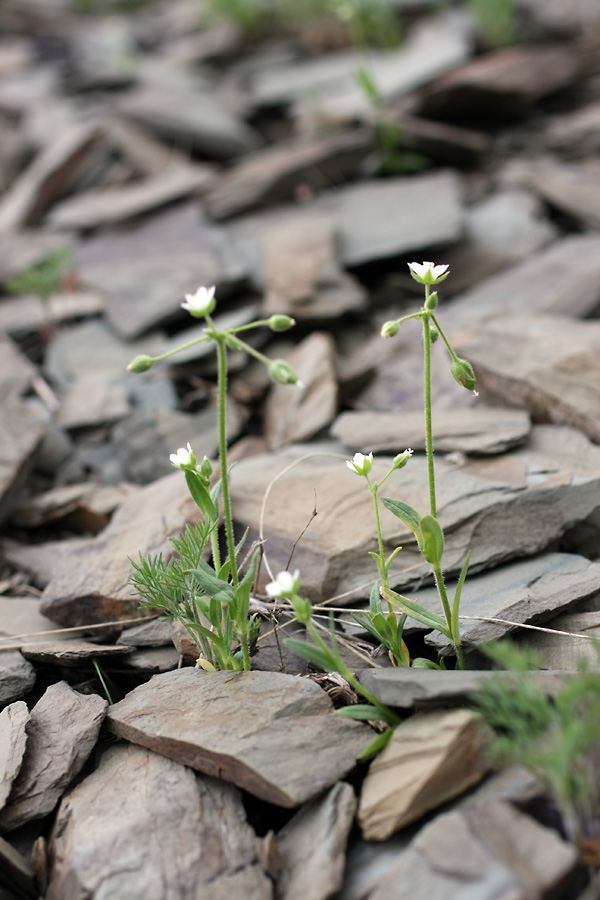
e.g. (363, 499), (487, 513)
(2, 0), (600, 897)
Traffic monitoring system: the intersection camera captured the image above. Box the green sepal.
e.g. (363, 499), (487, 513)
(381, 498), (424, 552)
(185, 470), (218, 523)
(420, 514), (444, 566)
(357, 727), (396, 759)
(381, 585), (451, 638)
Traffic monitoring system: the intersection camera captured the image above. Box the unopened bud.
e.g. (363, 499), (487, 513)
(430, 325), (439, 343)
(199, 456), (213, 478)
(268, 314), (296, 332)
(291, 595), (312, 624)
(127, 354), (154, 373)
(451, 357), (476, 392)
(268, 359), (299, 385)
(392, 448), (413, 470)
(425, 291), (438, 310)
(381, 320), (400, 339)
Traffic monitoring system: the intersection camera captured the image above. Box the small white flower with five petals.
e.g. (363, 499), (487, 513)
(181, 285), (216, 317)
(265, 569), (300, 599)
(170, 442), (195, 469)
(346, 451), (374, 476)
(407, 261), (449, 285)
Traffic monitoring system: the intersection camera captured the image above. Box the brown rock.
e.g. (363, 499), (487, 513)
(46, 743), (273, 900)
(276, 782), (357, 900)
(0, 702), (29, 810)
(11, 481), (135, 533)
(368, 800), (578, 900)
(358, 709), (492, 840)
(456, 312), (600, 442)
(20, 639), (133, 666)
(265, 332), (338, 449)
(40, 471), (197, 627)
(331, 407), (530, 456)
(107, 668), (372, 807)
(0, 681), (107, 832)
(0, 651), (36, 705)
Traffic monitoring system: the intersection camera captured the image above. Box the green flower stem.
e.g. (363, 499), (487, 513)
(433, 565), (464, 670)
(422, 297), (436, 518)
(230, 336), (271, 367)
(215, 335), (238, 587)
(366, 475), (388, 590)
(147, 334), (211, 363)
(306, 619), (402, 725)
(211, 527), (221, 573)
(240, 628), (251, 671)
(430, 313), (458, 362)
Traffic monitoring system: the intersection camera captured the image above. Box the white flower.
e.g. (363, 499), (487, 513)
(407, 261), (449, 285)
(170, 442), (195, 469)
(265, 569), (300, 598)
(181, 285), (216, 317)
(346, 451), (374, 476)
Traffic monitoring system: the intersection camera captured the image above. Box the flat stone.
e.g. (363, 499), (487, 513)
(0, 651), (35, 705)
(331, 407), (530, 456)
(456, 313), (600, 442)
(265, 332), (338, 449)
(0, 121), (102, 233)
(422, 553), (600, 657)
(0, 702), (29, 810)
(357, 668), (567, 709)
(519, 0), (600, 33)
(525, 157), (600, 230)
(421, 44), (581, 118)
(547, 100), (600, 154)
(261, 216), (367, 322)
(46, 742), (272, 900)
(123, 646), (180, 673)
(0, 290), (104, 337)
(119, 616), (173, 648)
(205, 129), (373, 220)
(276, 782), (357, 900)
(367, 800), (578, 900)
(11, 481), (134, 533)
(77, 202), (248, 339)
(20, 640), (133, 666)
(119, 83), (259, 160)
(0, 333), (35, 403)
(230, 427), (600, 601)
(389, 115), (491, 168)
(358, 709), (492, 840)
(0, 537), (86, 590)
(40, 471), (197, 627)
(107, 668), (372, 807)
(0, 681), (107, 832)
(48, 164), (215, 231)
(0, 230), (75, 287)
(0, 396), (47, 524)
(516, 611), (600, 671)
(57, 376), (130, 430)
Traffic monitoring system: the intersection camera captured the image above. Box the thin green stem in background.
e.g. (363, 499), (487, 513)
(215, 336), (238, 587)
(92, 659), (113, 705)
(422, 298), (436, 518)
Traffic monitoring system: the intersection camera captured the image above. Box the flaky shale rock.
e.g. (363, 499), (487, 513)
(107, 668), (371, 807)
(358, 709), (492, 841)
(0, 682), (107, 832)
(0, 702), (29, 811)
(46, 742), (273, 900)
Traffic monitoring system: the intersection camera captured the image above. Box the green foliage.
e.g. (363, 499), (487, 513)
(469, 0), (516, 47)
(352, 581), (409, 666)
(474, 641), (600, 842)
(6, 248), (73, 303)
(71, 0), (148, 11)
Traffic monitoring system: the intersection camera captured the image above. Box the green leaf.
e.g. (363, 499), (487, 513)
(186, 559), (235, 604)
(336, 704), (396, 724)
(369, 580), (383, 617)
(185, 471), (218, 522)
(381, 585), (451, 638)
(352, 613), (385, 646)
(452, 549), (471, 642)
(420, 515), (444, 566)
(381, 498), (424, 552)
(358, 727), (396, 759)
(412, 657), (445, 669)
(283, 637), (335, 671)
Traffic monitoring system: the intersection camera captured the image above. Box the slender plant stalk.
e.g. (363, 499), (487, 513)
(215, 336), (238, 587)
(422, 296), (436, 518)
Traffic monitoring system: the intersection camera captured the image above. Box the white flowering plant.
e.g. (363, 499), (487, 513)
(128, 287), (299, 671)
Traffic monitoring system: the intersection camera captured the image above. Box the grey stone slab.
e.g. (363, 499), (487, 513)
(57, 377), (131, 431)
(276, 782), (357, 900)
(357, 668), (567, 709)
(519, 0), (600, 33)
(0, 230), (75, 287)
(0, 291), (104, 338)
(230, 427), (600, 602)
(420, 553), (600, 656)
(107, 668), (372, 807)
(547, 100), (600, 155)
(119, 616), (173, 648)
(331, 407), (531, 456)
(40, 471), (197, 627)
(0, 334), (35, 404)
(367, 800), (577, 900)
(524, 157), (600, 230)
(456, 313), (600, 442)
(515, 611), (600, 671)
(76, 202), (248, 339)
(0, 396), (47, 524)
(0, 681), (107, 832)
(0, 651), (35, 706)
(123, 646), (180, 673)
(20, 640), (133, 666)
(46, 742), (273, 900)
(0, 702), (28, 810)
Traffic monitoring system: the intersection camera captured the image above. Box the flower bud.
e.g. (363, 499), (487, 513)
(346, 452), (374, 476)
(199, 456), (213, 478)
(268, 359), (299, 385)
(392, 448), (413, 470)
(430, 325), (439, 344)
(451, 357), (476, 392)
(381, 320), (400, 339)
(268, 314), (296, 332)
(127, 354), (154, 373)
(291, 595), (312, 624)
(425, 291), (438, 310)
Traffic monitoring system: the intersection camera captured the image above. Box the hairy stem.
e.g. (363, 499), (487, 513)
(215, 337), (238, 587)
(422, 305), (436, 518)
